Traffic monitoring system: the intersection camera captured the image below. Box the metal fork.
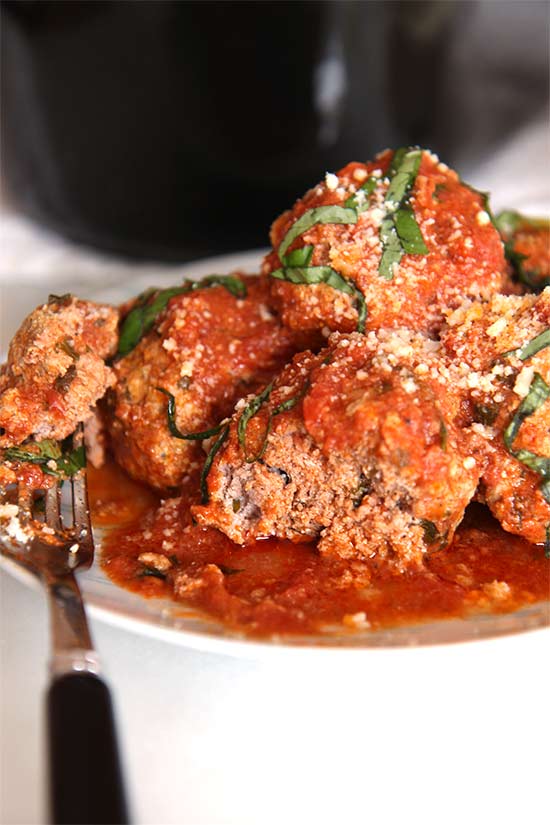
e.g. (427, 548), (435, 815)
(0, 452), (129, 825)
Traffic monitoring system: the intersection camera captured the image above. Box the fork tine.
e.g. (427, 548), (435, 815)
(17, 484), (33, 523)
(45, 484), (62, 532)
(71, 472), (93, 551)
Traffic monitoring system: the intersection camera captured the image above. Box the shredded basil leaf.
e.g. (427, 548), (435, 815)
(344, 176), (378, 211)
(512, 329), (550, 362)
(378, 147), (428, 280)
(285, 245), (314, 267)
(545, 524), (550, 559)
(4, 439), (85, 478)
(419, 519), (441, 545)
(200, 424), (230, 504)
(495, 210), (522, 235)
(238, 381), (310, 464)
(118, 275), (247, 356)
(156, 388), (225, 440)
(271, 266), (366, 332)
(378, 217), (404, 280)
(495, 210), (549, 236)
(492, 210), (550, 292)
(237, 382), (275, 462)
(384, 148), (422, 207)
(278, 205), (358, 262)
(503, 372), (550, 502)
(394, 206), (429, 255)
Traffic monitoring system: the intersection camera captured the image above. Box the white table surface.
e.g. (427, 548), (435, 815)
(2, 128), (550, 824)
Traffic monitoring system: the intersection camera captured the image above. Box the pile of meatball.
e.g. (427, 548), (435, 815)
(1, 148), (549, 570)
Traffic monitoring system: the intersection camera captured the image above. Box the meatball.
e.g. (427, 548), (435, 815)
(496, 211), (550, 292)
(442, 288), (550, 544)
(0, 294), (118, 447)
(193, 331), (483, 569)
(263, 148), (507, 336)
(107, 274), (320, 491)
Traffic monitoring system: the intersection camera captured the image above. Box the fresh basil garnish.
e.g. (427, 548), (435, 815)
(156, 388), (226, 441)
(508, 329), (550, 362)
(4, 439), (86, 478)
(278, 205), (358, 262)
(118, 275), (247, 357)
(200, 424), (230, 504)
(494, 210), (550, 293)
(237, 381), (309, 464)
(503, 372), (550, 503)
(378, 147), (428, 280)
(271, 266), (367, 333)
(344, 176), (378, 211)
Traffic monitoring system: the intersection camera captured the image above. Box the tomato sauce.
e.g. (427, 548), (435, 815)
(92, 460), (550, 639)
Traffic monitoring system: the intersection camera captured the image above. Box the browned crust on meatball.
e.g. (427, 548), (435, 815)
(0, 295), (118, 446)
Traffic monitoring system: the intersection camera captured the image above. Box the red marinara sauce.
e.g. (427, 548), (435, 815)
(92, 460), (550, 639)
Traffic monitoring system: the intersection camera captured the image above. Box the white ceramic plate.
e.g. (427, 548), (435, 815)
(1, 250), (549, 657)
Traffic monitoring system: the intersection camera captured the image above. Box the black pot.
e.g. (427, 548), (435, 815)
(3, 1), (545, 261)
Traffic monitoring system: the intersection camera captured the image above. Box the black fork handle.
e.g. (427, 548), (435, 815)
(47, 672), (130, 825)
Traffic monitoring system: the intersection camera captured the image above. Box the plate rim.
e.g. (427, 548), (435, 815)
(2, 248), (549, 657)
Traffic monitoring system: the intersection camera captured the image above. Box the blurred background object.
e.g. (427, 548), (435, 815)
(1, 0), (549, 262)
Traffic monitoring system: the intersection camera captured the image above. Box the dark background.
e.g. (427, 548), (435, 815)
(1, 0), (548, 261)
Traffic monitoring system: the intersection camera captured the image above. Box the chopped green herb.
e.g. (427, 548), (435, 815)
(514, 329), (550, 362)
(545, 524), (550, 559)
(57, 338), (80, 361)
(344, 177), (378, 211)
(156, 388), (225, 440)
(503, 372), (550, 503)
(271, 266), (366, 332)
(57, 445), (86, 477)
(285, 245), (314, 267)
(419, 519), (441, 545)
(278, 205), (358, 262)
(232, 499), (241, 513)
(394, 206), (429, 256)
(378, 147), (428, 279)
(473, 403), (499, 427)
(118, 275), (247, 356)
(352, 472), (372, 508)
(385, 147), (422, 207)
(238, 381), (310, 463)
(4, 439), (85, 478)
(495, 210), (522, 235)
(237, 382), (275, 462)
(378, 217), (404, 281)
(138, 567), (166, 580)
(200, 424), (230, 504)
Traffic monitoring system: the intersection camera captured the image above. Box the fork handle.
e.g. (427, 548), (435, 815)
(47, 672), (130, 825)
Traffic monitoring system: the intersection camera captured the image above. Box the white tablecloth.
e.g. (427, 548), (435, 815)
(1, 125), (550, 824)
